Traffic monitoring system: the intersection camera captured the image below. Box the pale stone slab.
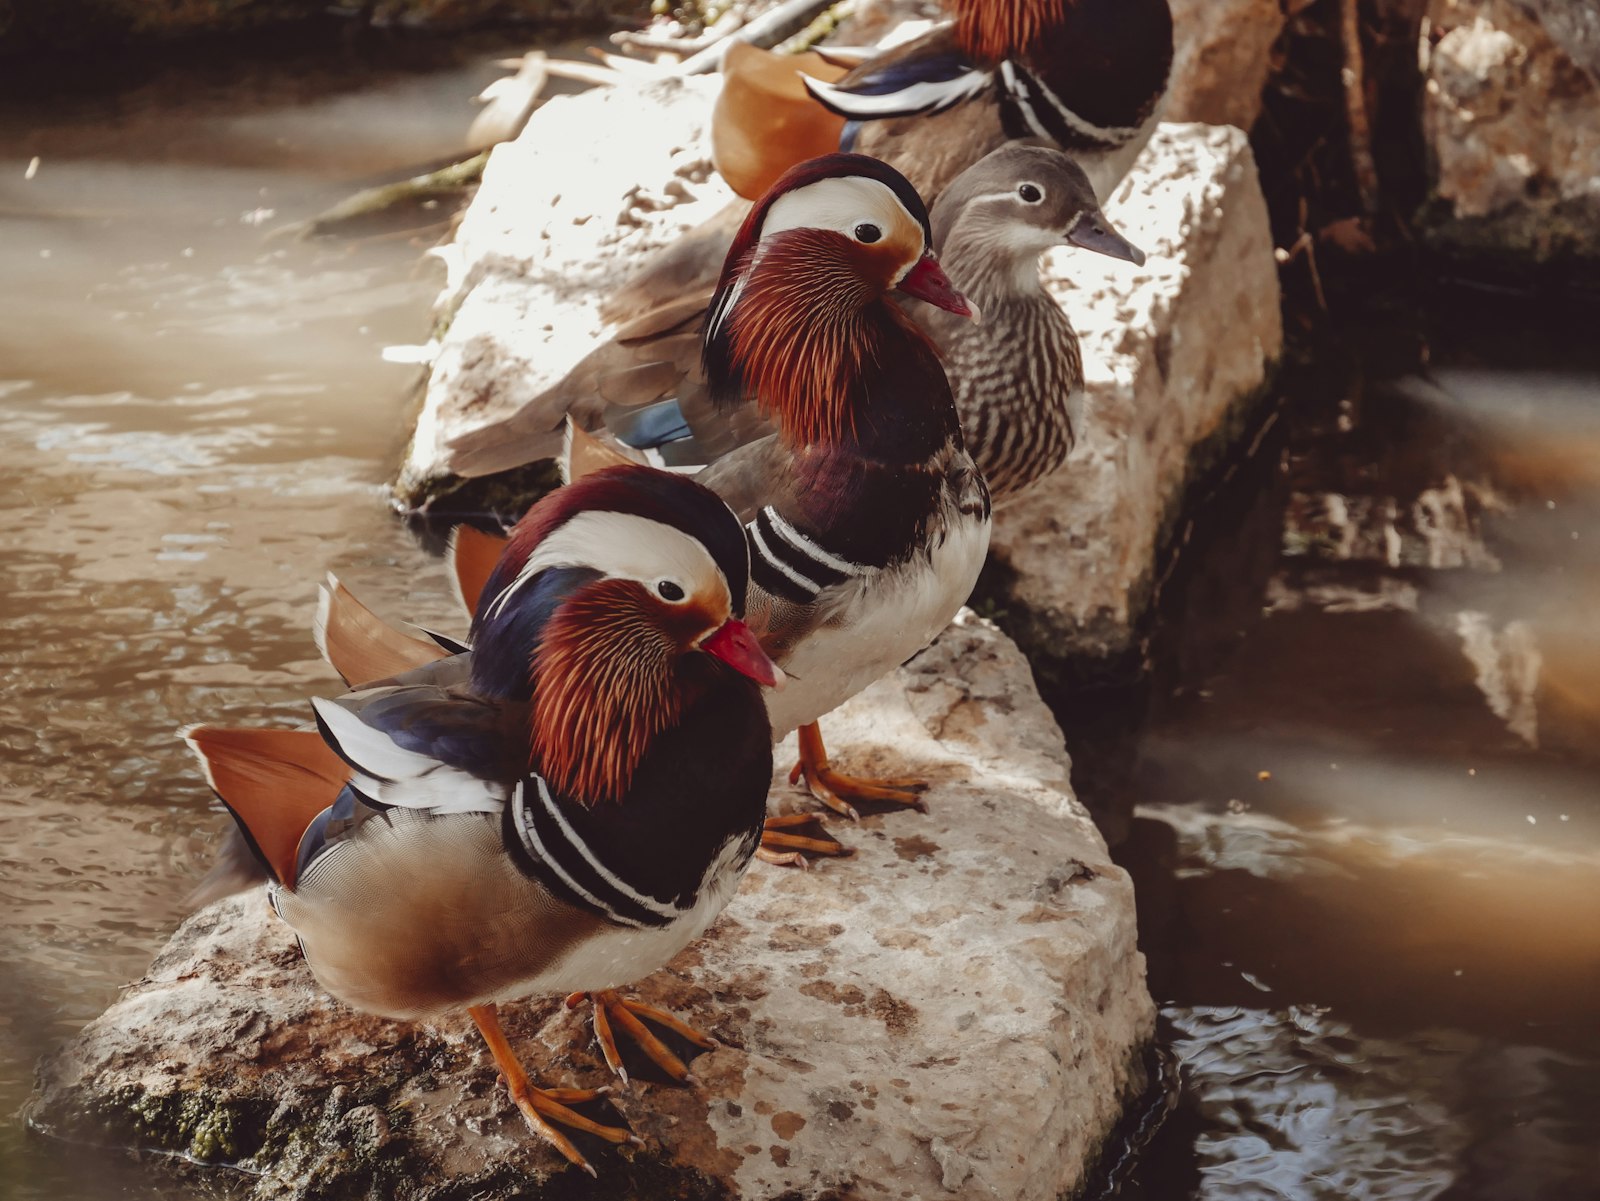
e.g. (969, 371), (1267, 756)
(991, 123), (1284, 665)
(396, 73), (737, 508)
(30, 614), (1154, 1200)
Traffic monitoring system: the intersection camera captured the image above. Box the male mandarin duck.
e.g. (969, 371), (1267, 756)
(680, 154), (991, 828)
(716, 0), (1174, 207)
(185, 466), (783, 1175)
(601, 0), (1171, 332)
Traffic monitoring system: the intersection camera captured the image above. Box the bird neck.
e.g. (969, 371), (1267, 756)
(718, 237), (961, 464)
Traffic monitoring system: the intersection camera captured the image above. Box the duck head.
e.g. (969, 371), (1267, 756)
(471, 465), (781, 804)
(704, 152), (976, 445)
(931, 143), (1144, 290)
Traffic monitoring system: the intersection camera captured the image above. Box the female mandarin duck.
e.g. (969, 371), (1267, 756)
(910, 142), (1144, 499)
(716, 0), (1175, 206)
(185, 466), (783, 1175)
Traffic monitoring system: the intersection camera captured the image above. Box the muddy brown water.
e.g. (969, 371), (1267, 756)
(1, 34), (1597, 1201)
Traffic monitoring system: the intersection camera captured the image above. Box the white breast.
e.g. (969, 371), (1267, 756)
(763, 509), (990, 739)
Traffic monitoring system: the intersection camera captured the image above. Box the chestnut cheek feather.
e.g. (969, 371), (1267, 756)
(530, 580), (680, 806)
(847, 239), (905, 296)
(657, 593), (725, 650)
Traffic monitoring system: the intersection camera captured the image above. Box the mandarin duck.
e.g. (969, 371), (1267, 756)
(602, 0), (1172, 331)
(185, 466), (782, 1175)
(448, 145), (1142, 503)
(908, 142), (1143, 499)
(573, 144), (1145, 504)
(680, 154), (991, 832)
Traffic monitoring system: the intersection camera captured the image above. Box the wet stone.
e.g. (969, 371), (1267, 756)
(29, 614), (1154, 1199)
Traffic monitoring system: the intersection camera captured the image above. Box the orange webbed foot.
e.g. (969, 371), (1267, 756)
(756, 811), (853, 868)
(566, 989), (720, 1087)
(790, 721), (929, 821)
(469, 1003), (641, 1176)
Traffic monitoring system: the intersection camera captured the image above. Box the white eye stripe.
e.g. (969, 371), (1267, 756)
(964, 190), (1036, 206)
(761, 176), (922, 252)
(487, 511), (727, 620)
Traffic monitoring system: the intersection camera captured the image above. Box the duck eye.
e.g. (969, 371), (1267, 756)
(656, 579), (686, 602)
(853, 223), (882, 244)
(1018, 183), (1043, 203)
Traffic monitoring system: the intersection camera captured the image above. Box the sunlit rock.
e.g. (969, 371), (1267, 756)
(991, 124), (1282, 669)
(1421, 0), (1600, 263)
(29, 614), (1155, 1200)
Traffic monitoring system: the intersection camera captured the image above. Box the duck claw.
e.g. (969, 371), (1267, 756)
(469, 1003), (635, 1176)
(791, 721), (929, 815)
(572, 989), (719, 1086)
(759, 813), (853, 865)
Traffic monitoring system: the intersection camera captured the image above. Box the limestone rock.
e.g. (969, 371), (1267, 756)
(395, 73), (737, 509)
(990, 123), (1282, 669)
(1421, 0), (1600, 262)
(1166, 0), (1285, 130)
(29, 614), (1155, 1201)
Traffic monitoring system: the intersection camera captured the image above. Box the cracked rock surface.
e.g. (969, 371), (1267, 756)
(30, 614), (1154, 1200)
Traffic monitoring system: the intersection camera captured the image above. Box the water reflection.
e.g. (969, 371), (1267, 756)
(0, 33), (530, 1199)
(1115, 335), (1600, 1199)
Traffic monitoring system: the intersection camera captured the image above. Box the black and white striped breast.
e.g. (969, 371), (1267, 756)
(997, 63), (1119, 153)
(506, 777), (697, 931)
(746, 505), (872, 605)
(994, 0), (1172, 156)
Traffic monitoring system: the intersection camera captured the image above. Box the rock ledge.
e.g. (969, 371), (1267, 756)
(31, 614), (1155, 1200)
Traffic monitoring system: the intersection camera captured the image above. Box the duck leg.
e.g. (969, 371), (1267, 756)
(789, 721), (928, 820)
(757, 811), (852, 868)
(566, 989), (720, 1086)
(468, 1003), (641, 1177)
